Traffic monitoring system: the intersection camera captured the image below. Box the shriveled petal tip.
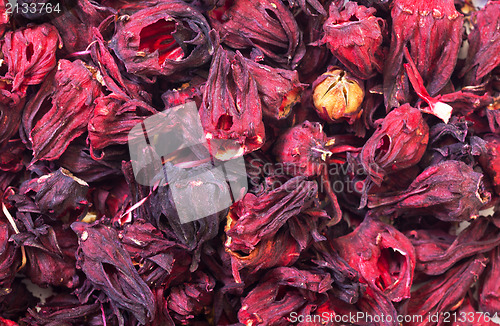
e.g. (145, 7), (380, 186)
(421, 101), (453, 124)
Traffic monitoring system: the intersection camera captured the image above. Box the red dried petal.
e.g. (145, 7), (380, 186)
(322, 2), (386, 79)
(111, 1), (212, 78)
(23, 60), (102, 161)
(2, 24), (61, 93)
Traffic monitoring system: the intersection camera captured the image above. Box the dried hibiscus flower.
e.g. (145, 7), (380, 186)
(22, 60), (102, 162)
(407, 217), (500, 275)
(334, 217), (416, 302)
(321, 2), (386, 79)
(461, 0), (500, 85)
(111, 1), (213, 79)
(384, 0), (463, 108)
(71, 222), (156, 325)
(368, 160), (491, 221)
(1, 24), (61, 93)
(208, 0), (305, 68)
(200, 47), (265, 159)
(358, 104), (429, 186)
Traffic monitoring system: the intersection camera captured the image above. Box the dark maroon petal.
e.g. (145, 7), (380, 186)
(368, 160), (491, 221)
(238, 267), (331, 325)
(50, 0), (114, 54)
(225, 176), (317, 253)
(407, 255), (489, 326)
(461, 1), (500, 85)
(0, 217), (20, 302)
(479, 246), (500, 315)
(334, 217), (416, 302)
(167, 271), (215, 324)
(10, 217), (79, 288)
(479, 134), (500, 195)
(407, 217), (500, 275)
(88, 95), (157, 157)
(71, 221), (156, 324)
(208, 0), (305, 68)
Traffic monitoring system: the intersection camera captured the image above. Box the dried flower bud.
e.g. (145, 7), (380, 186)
(22, 60), (102, 162)
(238, 267), (331, 325)
(407, 217), (500, 275)
(244, 60), (305, 120)
(334, 217), (416, 302)
(0, 218), (20, 302)
(200, 47), (265, 159)
(71, 222), (155, 324)
(384, 0), (463, 108)
(1, 24), (61, 93)
(322, 2), (385, 79)
(478, 134), (500, 195)
(359, 104), (429, 186)
(407, 255), (489, 325)
(461, 1), (500, 85)
(312, 67), (364, 124)
(111, 1), (213, 79)
(273, 121), (328, 177)
(208, 0), (304, 68)
(368, 160), (491, 222)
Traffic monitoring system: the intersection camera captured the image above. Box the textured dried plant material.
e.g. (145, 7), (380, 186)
(403, 47), (453, 123)
(0, 218), (20, 303)
(273, 121), (329, 177)
(479, 246), (500, 315)
(244, 59), (305, 120)
(225, 176), (317, 253)
(359, 104), (429, 186)
(461, 1), (500, 85)
(28, 168), (89, 218)
(111, 1), (212, 79)
(407, 255), (489, 326)
(200, 47), (265, 159)
(238, 267), (331, 326)
(167, 271), (215, 324)
(50, 0), (113, 54)
(1, 24), (61, 93)
(0, 0), (9, 37)
(368, 160), (491, 221)
(334, 217), (416, 302)
(384, 0), (463, 108)
(88, 95), (157, 158)
(313, 67), (364, 124)
(452, 296), (496, 326)
(226, 209), (327, 281)
(23, 60), (101, 162)
(208, 0), (305, 68)
(322, 2), (385, 79)
(408, 217), (500, 275)
(11, 218), (80, 288)
(71, 222), (155, 325)
(479, 134), (500, 195)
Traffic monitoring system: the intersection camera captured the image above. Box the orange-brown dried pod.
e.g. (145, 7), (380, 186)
(312, 67), (364, 124)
